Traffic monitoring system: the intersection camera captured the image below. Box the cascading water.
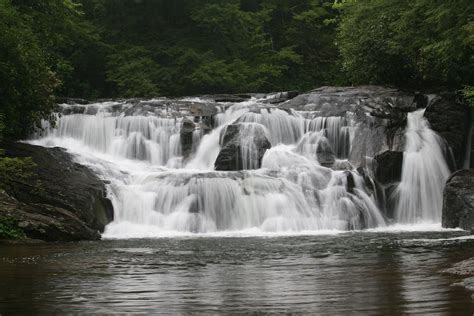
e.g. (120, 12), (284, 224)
(394, 110), (451, 223)
(29, 96), (452, 237)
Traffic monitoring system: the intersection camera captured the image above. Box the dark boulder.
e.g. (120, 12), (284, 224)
(180, 119), (196, 160)
(344, 171), (356, 194)
(373, 151), (404, 185)
(0, 190), (102, 241)
(215, 123), (271, 171)
(316, 138), (335, 167)
(424, 93), (470, 170)
(442, 169), (474, 230)
(0, 142), (114, 241)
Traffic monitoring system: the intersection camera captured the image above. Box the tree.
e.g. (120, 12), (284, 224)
(0, 1), (58, 139)
(337, 0), (474, 88)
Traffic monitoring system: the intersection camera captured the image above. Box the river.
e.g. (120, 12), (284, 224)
(1, 230), (473, 314)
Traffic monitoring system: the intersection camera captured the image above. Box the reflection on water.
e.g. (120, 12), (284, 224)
(0, 232), (473, 314)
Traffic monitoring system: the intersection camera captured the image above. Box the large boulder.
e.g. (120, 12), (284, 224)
(215, 123), (271, 171)
(373, 151), (404, 185)
(180, 119), (196, 160)
(442, 169), (474, 230)
(316, 138), (335, 167)
(0, 142), (114, 241)
(424, 93), (470, 170)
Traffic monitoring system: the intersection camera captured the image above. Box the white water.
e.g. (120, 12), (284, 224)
(29, 99), (453, 237)
(394, 110), (451, 223)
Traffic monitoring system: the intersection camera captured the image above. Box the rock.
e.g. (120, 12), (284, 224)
(316, 138), (335, 167)
(215, 123), (271, 171)
(261, 91), (300, 104)
(344, 171), (355, 194)
(280, 86), (415, 168)
(201, 94), (252, 103)
(443, 257), (474, 277)
(443, 257), (474, 294)
(463, 277), (474, 292)
(0, 190), (101, 241)
(61, 105), (86, 115)
(57, 97), (91, 105)
(0, 142), (114, 241)
(442, 169), (474, 230)
(424, 93), (470, 170)
(281, 86), (420, 115)
(373, 151), (404, 185)
(180, 119), (196, 160)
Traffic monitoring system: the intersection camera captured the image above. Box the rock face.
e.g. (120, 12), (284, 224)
(215, 123), (271, 171)
(282, 86), (415, 168)
(442, 169), (474, 230)
(373, 151), (404, 185)
(180, 119), (196, 160)
(316, 138), (335, 167)
(281, 85), (421, 115)
(424, 93), (470, 170)
(0, 142), (114, 241)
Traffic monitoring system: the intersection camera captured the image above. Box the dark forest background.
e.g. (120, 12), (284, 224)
(0, 0), (473, 139)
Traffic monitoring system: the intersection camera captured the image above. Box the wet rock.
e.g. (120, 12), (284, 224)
(215, 123), (271, 171)
(203, 94), (252, 103)
(316, 138), (335, 167)
(261, 91), (300, 104)
(281, 86), (419, 115)
(0, 142), (114, 241)
(57, 97), (91, 105)
(180, 119), (196, 160)
(443, 258), (474, 295)
(0, 190), (101, 241)
(61, 105), (86, 115)
(282, 86), (416, 168)
(373, 151), (404, 185)
(442, 169), (474, 230)
(444, 257), (474, 277)
(344, 171), (356, 194)
(424, 93), (470, 170)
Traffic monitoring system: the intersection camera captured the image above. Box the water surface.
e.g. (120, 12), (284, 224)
(1, 231), (473, 314)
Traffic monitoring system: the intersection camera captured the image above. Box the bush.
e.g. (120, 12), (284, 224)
(0, 216), (25, 240)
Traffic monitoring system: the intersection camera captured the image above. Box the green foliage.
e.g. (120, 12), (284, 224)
(106, 46), (160, 98)
(0, 152), (40, 196)
(463, 86), (474, 107)
(0, 1), (58, 140)
(0, 216), (25, 240)
(337, 0), (474, 88)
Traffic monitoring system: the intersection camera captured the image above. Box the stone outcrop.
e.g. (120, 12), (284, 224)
(0, 142), (114, 241)
(316, 138), (335, 167)
(281, 86), (414, 168)
(215, 123), (271, 171)
(180, 119), (197, 160)
(281, 85), (422, 115)
(441, 169), (474, 230)
(373, 151), (404, 185)
(424, 93), (470, 170)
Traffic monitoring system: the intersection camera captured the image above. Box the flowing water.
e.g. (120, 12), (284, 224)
(1, 232), (473, 314)
(30, 98), (390, 236)
(394, 110), (451, 223)
(31, 98), (452, 235)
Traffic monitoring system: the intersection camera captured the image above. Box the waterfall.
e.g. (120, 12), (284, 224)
(394, 110), (451, 223)
(29, 96), (456, 237)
